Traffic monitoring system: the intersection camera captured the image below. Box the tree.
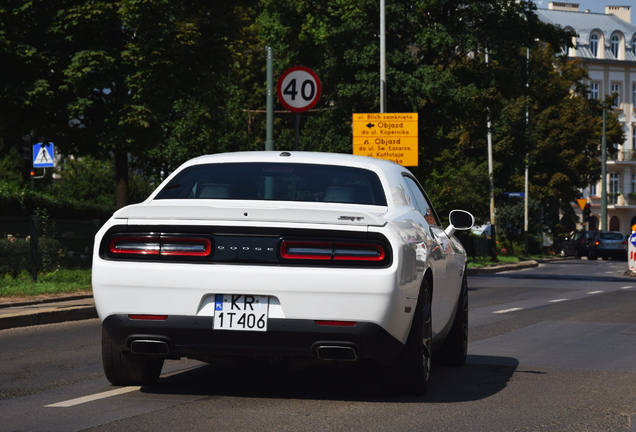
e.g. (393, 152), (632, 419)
(0, 1), (257, 208)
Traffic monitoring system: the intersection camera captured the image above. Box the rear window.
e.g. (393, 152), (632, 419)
(599, 232), (624, 240)
(154, 162), (387, 206)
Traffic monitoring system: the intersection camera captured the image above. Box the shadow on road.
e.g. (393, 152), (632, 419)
(140, 354), (518, 403)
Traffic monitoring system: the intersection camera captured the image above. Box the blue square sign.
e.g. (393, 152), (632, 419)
(33, 143), (54, 168)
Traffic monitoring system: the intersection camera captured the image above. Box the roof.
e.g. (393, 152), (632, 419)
(535, 8), (636, 60)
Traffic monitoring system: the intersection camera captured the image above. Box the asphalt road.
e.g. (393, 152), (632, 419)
(1, 259), (636, 432)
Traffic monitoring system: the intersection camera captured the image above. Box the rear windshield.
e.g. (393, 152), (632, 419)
(599, 232), (624, 240)
(154, 162), (387, 206)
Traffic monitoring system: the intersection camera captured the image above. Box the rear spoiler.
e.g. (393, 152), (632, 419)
(114, 201), (388, 227)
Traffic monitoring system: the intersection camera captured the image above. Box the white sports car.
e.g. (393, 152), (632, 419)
(92, 151), (474, 394)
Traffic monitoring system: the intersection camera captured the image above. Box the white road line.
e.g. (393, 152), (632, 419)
(492, 307), (523, 314)
(621, 286), (634, 290)
(587, 291), (604, 295)
(548, 299), (569, 303)
(45, 386), (141, 408)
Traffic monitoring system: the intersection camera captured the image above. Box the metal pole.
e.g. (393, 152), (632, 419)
(524, 47), (529, 255)
(380, 0), (386, 113)
(601, 102), (608, 230)
(486, 49), (496, 259)
(266, 46), (275, 151)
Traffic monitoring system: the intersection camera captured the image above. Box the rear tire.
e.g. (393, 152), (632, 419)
(389, 278), (432, 395)
(102, 328), (164, 386)
(434, 274), (468, 367)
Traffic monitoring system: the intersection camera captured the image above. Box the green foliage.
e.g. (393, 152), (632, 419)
(0, 179), (113, 219)
(0, 0), (613, 243)
(0, 236), (61, 277)
(0, 269), (91, 297)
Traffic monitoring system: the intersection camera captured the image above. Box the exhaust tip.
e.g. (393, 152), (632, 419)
(130, 340), (169, 355)
(316, 345), (358, 362)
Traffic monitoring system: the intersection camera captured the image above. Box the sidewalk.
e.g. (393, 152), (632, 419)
(0, 259), (559, 331)
(0, 294), (96, 330)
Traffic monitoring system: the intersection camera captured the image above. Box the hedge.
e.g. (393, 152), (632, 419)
(0, 183), (114, 220)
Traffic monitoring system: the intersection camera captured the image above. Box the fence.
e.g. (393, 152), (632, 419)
(456, 232), (492, 258)
(0, 216), (102, 281)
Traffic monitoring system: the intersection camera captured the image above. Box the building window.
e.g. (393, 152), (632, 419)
(632, 173), (636, 193)
(611, 35), (621, 58)
(590, 33), (600, 57)
(590, 82), (600, 100)
(632, 126), (636, 149)
(590, 183), (597, 196)
(612, 83), (621, 108)
(610, 172), (620, 204)
(633, 35), (636, 55)
(633, 84), (636, 107)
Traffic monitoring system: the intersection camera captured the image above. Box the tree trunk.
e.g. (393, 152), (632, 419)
(115, 152), (129, 209)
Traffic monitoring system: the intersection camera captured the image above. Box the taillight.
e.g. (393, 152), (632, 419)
(280, 240), (333, 260)
(315, 320), (357, 327)
(110, 236), (160, 255)
(333, 242), (385, 261)
(109, 235), (211, 257)
(129, 314), (168, 320)
(280, 239), (386, 262)
(160, 236), (211, 256)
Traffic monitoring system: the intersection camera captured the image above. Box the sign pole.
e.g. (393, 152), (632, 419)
(294, 113), (300, 151)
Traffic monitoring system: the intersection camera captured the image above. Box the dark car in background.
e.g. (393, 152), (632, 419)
(587, 231), (627, 261)
(560, 230), (597, 259)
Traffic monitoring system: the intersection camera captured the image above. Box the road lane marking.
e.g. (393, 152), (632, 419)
(548, 299), (568, 303)
(621, 286), (634, 290)
(493, 308), (523, 314)
(587, 291), (604, 295)
(45, 386), (141, 408)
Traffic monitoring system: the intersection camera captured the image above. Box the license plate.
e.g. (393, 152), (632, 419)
(213, 294), (269, 331)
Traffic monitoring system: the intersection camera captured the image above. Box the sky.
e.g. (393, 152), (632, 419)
(532, 0), (636, 24)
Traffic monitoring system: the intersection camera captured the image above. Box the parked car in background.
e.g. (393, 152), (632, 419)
(560, 230), (597, 259)
(92, 151), (475, 395)
(587, 230), (628, 261)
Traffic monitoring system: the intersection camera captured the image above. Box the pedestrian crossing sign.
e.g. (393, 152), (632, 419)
(33, 143), (54, 168)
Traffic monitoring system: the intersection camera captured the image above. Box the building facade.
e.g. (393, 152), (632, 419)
(536, 3), (636, 233)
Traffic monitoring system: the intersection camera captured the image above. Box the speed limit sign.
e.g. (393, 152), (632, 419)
(277, 66), (322, 112)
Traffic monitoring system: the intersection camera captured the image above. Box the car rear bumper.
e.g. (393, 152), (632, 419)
(102, 314), (404, 365)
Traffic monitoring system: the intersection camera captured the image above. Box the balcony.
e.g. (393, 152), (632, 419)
(610, 150), (636, 162)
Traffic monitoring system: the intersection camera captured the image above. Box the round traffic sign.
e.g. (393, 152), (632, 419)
(277, 66), (322, 113)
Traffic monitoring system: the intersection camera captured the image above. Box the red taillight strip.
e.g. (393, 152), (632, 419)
(109, 235), (211, 257)
(315, 320), (357, 327)
(129, 314), (168, 321)
(280, 240), (333, 260)
(333, 242), (385, 261)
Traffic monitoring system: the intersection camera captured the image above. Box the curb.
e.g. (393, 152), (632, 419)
(0, 296), (97, 331)
(467, 260), (539, 274)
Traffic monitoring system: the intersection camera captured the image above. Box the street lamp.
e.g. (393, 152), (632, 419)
(601, 100), (608, 231)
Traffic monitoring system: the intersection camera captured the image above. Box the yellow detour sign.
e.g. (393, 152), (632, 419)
(577, 199), (587, 211)
(352, 113), (418, 166)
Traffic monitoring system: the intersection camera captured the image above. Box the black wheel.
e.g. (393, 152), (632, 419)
(434, 274), (468, 367)
(102, 328), (164, 386)
(389, 278), (432, 395)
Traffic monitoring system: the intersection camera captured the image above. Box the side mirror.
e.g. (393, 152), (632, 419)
(445, 210), (475, 237)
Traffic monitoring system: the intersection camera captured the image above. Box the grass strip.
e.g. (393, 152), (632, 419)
(0, 269), (91, 298)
